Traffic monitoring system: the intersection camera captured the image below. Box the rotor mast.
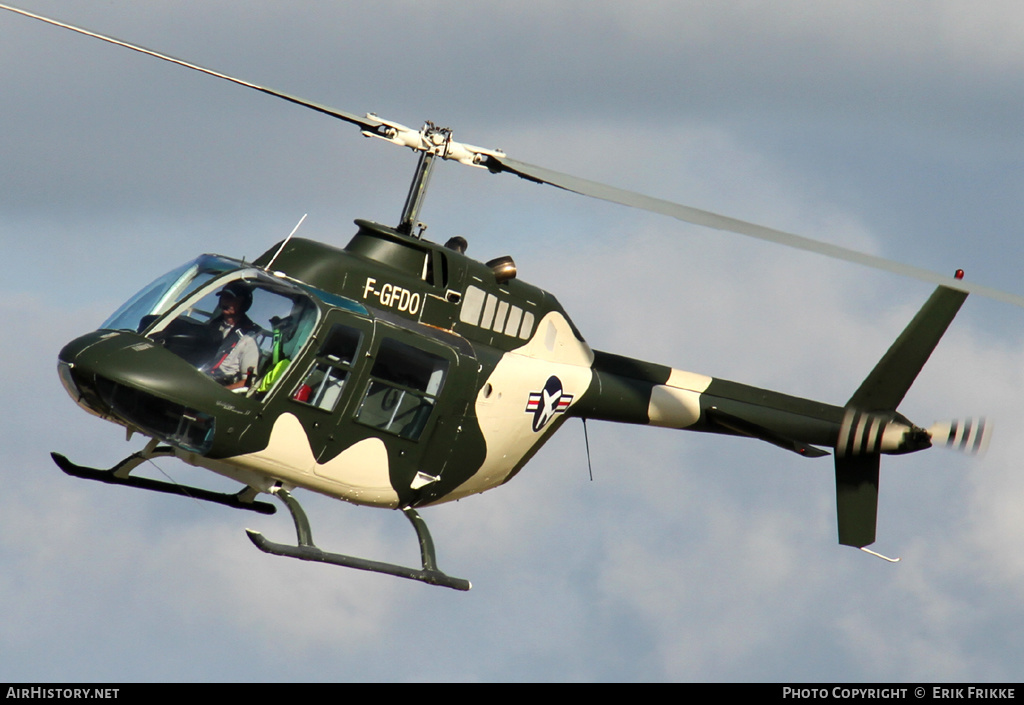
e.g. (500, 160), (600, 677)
(360, 117), (505, 237)
(398, 151), (435, 236)
(396, 124), (446, 236)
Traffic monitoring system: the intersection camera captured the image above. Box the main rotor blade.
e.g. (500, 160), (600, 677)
(493, 156), (1024, 309)
(0, 3), (383, 134)
(7, 3), (1024, 311)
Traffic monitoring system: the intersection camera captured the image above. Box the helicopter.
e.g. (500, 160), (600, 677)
(3, 4), (1000, 591)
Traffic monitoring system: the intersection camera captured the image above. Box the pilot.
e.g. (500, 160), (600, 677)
(205, 281), (261, 389)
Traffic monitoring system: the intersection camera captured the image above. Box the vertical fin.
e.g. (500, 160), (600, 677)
(836, 283), (968, 548)
(847, 285), (968, 411)
(835, 453), (880, 547)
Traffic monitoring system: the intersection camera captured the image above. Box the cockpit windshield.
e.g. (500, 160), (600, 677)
(148, 270), (319, 393)
(101, 255), (240, 333)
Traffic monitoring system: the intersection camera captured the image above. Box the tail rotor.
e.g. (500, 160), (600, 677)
(834, 281), (980, 553)
(927, 417), (991, 455)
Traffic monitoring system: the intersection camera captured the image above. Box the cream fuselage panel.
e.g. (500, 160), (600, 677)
(647, 368), (713, 429)
(215, 314), (596, 508)
(230, 413), (398, 508)
(447, 312), (595, 502)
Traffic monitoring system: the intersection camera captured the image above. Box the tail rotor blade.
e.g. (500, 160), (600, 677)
(928, 417), (991, 455)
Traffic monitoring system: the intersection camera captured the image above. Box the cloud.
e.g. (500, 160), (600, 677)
(2, 0), (1023, 683)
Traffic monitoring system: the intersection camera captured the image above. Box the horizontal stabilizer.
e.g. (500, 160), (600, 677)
(928, 417), (991, 455)
(706, 408), (830, 457)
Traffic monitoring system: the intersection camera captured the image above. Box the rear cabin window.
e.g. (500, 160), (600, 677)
(355, 338), (448, 440)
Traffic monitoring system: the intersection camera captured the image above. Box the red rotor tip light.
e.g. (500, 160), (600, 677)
(955, 269), (965, 280)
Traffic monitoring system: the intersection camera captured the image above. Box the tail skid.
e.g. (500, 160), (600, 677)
(860, 547), (901, 563)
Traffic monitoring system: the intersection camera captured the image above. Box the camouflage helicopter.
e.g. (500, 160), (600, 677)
(4, 5), (1003, 591)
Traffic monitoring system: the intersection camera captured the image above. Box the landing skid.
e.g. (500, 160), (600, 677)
(246, 489), (472, 591)
(51, 442), (276, 515)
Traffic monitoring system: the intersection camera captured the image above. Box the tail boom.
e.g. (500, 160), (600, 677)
(572, 280), (976, 552)
(571, 351), (846, 453)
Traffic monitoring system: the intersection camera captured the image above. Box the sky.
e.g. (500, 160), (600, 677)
(2, 0), (1024, 683)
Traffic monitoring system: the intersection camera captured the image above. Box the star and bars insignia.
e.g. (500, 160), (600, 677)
(526, 375), (573, 432)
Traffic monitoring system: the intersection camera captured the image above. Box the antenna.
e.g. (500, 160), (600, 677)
(265, 213), (307, 272)
(582, 418), (594, 481)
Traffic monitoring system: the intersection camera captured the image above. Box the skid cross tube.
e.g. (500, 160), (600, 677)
(246, 489), (471, 591)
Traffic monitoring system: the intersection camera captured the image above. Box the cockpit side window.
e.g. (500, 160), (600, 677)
(290, 324), (363, 412)
(355, 338), (449, 440)
(252, 296), (319, 396)
(150, 273), (318, 392)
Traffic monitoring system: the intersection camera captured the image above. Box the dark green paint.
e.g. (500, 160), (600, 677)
(57, 216), (971, 559)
